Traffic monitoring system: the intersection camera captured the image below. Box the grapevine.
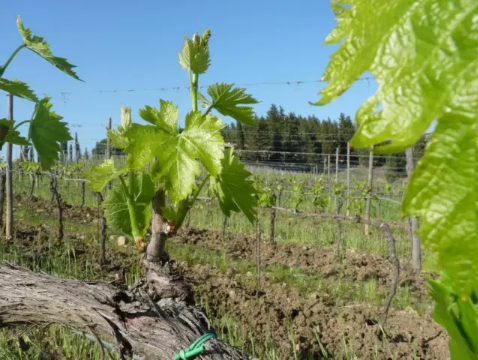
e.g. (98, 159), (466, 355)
(85, 30), (259, 262)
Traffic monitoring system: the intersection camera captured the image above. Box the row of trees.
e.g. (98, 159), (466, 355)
(220, 104), (357, 163)
(220, 104), (429, 181)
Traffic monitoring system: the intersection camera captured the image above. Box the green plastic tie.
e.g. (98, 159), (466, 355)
(174, 332), (217, 360)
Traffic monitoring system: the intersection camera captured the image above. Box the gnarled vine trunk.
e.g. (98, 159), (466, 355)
(146, 190), (169, 263)
(0, 263), (251, 360)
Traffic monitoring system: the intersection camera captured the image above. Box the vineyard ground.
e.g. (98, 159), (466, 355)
(0, 194), (448, 359)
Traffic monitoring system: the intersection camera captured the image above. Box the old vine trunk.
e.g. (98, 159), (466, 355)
(0, 263), (251, 360)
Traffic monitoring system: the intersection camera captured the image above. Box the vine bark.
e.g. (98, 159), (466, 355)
(0, 263), (251, 360)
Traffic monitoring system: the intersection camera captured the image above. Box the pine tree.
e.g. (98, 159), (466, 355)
(267, 104), (285, 161)
(84, 148), (89, 160)
(75, 132), (81, 161)
(69, 143), (73, 163)
(23, 146), (29, 162)
(319, 118), (338, 158)
(283, 112), (302, 163)
(29, 146), (35, 162)
(236, 121), (246, 150)
(61, 142), (68, 163)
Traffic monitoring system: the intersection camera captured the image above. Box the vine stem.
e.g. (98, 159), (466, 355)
(1, 45), (26, 76)
(13, 120), (30, 131)
(190, 71), (199, 112)
(191, 175), (210, 205)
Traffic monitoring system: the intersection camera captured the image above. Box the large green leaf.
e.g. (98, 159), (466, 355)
(178, 34), (210, 74)
(5, 129), (29, 146)
(123, 124), (164, 170)
(317, 1), (478, 357)
(124, 101), (225, 201)
(156, 111), (224, 201)
(314, 0), (478, 154)
(28, 97), (72, 170)
(429, 280), (478, 360)
(107, 128), (129, 150)
(199, 83), (259, 127)
(84, 158), (127, 192)
(0, 119), (28, 150)
(209, 148), (257, 223)
(103, 172), (154, 236)
(0, 78), (38, 102)
(0, 120), (14, 144)
(403, 118), (478, 296)
(17, 16), (81, 81)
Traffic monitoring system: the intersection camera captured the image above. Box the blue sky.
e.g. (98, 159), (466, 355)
(0, 0), (378, 158)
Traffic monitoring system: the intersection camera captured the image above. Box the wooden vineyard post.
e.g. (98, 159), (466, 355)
(29, 173), (35, 198)
(364, 148), (374, 235)
(334, 197), (344, 260)
(5, 94), (13, 240)
(335, 147), (339, 183)
(106, 117), (112, 160)
(327, 154), (331, 201)
(406, 147), (421, 271)
(106, 117), (112, 191)
(346, 142), (351, 216)
(0, 169), (6, 230)
(49, 175), (64, 241)
(80, 180), (86, 207)
(269, 206), (276, 243)
(256, 217), (261, 298)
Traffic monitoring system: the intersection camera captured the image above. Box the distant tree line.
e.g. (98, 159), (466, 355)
(220, 104), (428, 182)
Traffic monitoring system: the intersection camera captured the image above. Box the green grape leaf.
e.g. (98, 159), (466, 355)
(139, 100), (179, 133)
(209, 148), (257, 223)
(103, 172), (154, 237)
(124, 104), (225, 201)
(314, 1), (478, 154)
(178, 35), (210, 74)
(428, 280), (478, 359)
(403, 118), (478, 296)
(84, 158), (127, 192)
(107, 128), (129, 150)
(318, 2), (478, 357)
(28, 97), (72, 170)
(123, 124), (164, 170)
(5, 129), (29, 146)
(199, 83), (259, 127)
(0, 78), (38, 102)
(0, 120), (14, 144)
(0, 119), (28, 150)
(156, 111), (224, 201)
(17, 16), (82, 81)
